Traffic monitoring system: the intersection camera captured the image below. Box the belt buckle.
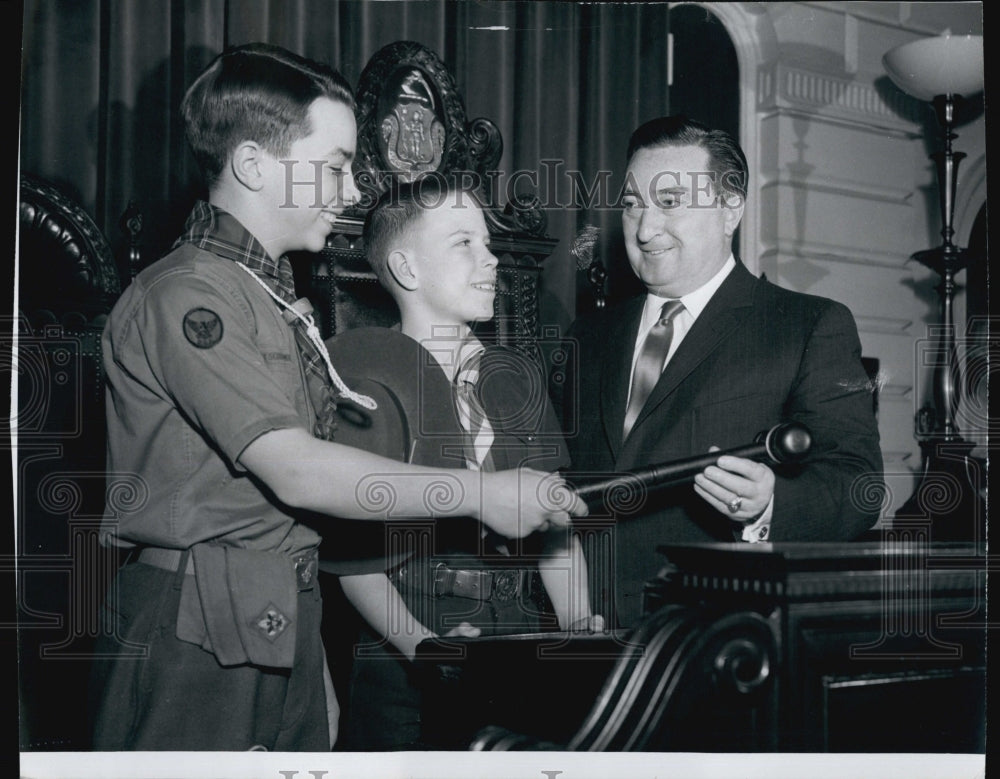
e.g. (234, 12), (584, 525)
(433, 561), (451, 598)
(491, 570), (520, 602)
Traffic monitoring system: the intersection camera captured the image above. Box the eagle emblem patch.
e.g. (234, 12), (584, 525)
(183, 308), (223, 349)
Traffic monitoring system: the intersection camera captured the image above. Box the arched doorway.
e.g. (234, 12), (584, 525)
(607, 3), (743, 302)
(668, 4), (740, 147)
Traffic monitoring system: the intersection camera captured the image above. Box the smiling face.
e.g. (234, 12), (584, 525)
(622, 143), (744, 298)
(261, 97), (360, 255)
(402, 190), (498, 329)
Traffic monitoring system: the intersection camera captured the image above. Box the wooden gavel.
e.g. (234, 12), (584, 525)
(569, 422), (812, 509)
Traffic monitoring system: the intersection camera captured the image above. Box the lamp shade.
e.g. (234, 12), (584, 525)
(882, 35), (983, 100)
(883, 34), (984, 101)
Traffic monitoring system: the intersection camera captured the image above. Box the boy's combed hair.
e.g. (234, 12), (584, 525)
(182, 42), (355, 187)
(363, 174), (486, 288)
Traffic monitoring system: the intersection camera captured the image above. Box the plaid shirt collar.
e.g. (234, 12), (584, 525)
(174, 200), (297, 302)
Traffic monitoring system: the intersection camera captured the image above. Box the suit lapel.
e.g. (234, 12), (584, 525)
(601, 297), (645, 457)
(626, 263), (759, 438)
(412, 338), (468, 467)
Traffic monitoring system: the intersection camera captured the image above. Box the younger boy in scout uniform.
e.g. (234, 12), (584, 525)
(327, 178), (603, 750)
(88, 43), (584, 752)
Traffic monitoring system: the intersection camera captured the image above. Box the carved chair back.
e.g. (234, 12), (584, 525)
(298, 41), (556, 366)
(15, 173), (125, 750)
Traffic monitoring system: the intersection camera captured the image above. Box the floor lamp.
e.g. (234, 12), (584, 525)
(882, 34), (985, 541)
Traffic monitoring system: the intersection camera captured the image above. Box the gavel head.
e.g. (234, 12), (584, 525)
(759, 422), (812, 464)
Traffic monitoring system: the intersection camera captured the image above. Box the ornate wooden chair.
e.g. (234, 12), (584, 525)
(15, 173), (127, 750)
(15, 172), (125, 543)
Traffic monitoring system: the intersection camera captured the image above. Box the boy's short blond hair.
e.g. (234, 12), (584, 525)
(362, 175), (487, 289)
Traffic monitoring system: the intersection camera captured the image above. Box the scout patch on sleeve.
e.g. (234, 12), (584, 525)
(183, 307), (224, 349)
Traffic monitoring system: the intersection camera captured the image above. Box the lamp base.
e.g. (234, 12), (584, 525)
(911, 245), (971, 277)
(892, 437), (986, 542)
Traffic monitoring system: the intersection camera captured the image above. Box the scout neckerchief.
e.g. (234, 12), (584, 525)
(174, 201), (374, 439)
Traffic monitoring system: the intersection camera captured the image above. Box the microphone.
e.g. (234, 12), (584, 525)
(569, 422), (812, 510)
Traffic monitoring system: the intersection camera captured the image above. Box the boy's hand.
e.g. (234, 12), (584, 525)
(407, 623), (480, 663)
(443, 622), (481, 639)
(479, 468), (588, 539)
(567, 614), (607, 633)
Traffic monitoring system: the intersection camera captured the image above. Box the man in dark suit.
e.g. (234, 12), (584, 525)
(559, 116), (884, 628)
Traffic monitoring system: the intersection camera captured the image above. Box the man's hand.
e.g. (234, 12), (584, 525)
(693, 447), (775, 521)
(479, 468), (588, 539)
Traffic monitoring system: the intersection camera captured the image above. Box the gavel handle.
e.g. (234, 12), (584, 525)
(569, 422), (811, 505)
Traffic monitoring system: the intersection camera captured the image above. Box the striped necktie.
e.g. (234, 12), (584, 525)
(453, 348), (495, 471)
(454, 347), (510, 554)
(623, 299), (685, 438)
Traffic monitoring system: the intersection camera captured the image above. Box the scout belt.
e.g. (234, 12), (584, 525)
(133, 544), (321, 669)
(392, 560), (533, 603)
(137, 546), (318, 592)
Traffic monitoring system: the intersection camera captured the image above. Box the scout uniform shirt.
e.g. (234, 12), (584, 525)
(100, 201), (320, 557)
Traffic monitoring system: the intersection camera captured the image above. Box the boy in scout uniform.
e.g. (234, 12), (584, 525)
(89, 43), (585, 752)
(328, 178), (603, 750)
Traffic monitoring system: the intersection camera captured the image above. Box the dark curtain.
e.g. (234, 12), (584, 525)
(20, 0), (675, 329)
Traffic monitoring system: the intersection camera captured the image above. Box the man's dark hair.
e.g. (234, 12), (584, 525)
(362, 174), (485, 288)
(181, 42), (355, 187)
(626, 115), (748, 203)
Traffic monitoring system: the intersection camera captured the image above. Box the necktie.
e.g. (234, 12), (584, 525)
(623, 299), (685, 438)
(453, 348), (496, 472)
(454, 347), (509, 554)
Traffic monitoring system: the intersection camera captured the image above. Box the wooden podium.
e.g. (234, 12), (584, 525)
(414, 540), (987, 752)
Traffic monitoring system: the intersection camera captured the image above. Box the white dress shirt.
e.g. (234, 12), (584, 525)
(627, 256), (737, 394)
(627, 256), (772, 542)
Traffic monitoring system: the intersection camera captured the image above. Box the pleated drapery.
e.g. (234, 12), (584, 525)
(20, 0), (675, 328)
